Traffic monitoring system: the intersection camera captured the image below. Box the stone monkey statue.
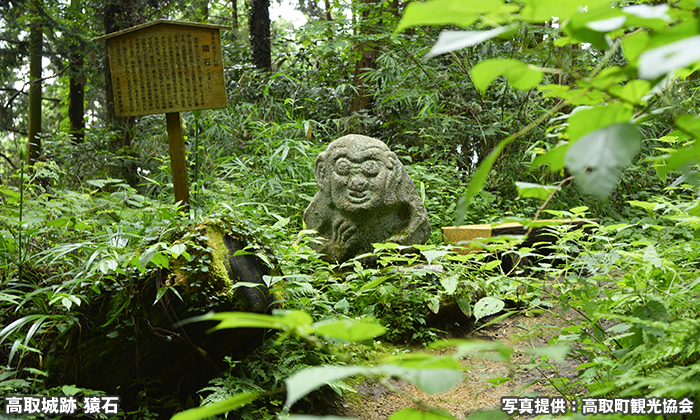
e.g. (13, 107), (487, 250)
(303, 134), (430, 263)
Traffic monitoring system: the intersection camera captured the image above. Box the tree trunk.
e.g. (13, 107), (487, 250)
(102, 0), (140, 186)
(250, 0), (271, 70)
(231, 0), (239, 32)
(103, 0), (136, 150)
(26, 0), (43, 165)
(67, 0), (85, 144)
(350, 0), (381, 113)
(198, 0), (209, 22)
(324, 0), (332, 21)
(68, 53), (85, 143)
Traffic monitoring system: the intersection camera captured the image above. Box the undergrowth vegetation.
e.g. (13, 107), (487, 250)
(2, 0), (700, 419)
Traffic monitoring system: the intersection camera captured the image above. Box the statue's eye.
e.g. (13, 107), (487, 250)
(361, 160), (381, 177)
(335, 159), (351, 176)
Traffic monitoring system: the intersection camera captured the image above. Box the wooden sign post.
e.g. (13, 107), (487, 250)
(95, 20), (228, 207)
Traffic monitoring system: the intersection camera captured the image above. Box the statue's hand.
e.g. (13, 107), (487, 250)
(332, 218), (357, 245)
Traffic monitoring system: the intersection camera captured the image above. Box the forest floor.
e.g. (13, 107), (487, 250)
(336, 306), (581, 419)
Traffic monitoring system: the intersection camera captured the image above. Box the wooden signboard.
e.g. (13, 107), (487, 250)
(95, 20), (228, 206)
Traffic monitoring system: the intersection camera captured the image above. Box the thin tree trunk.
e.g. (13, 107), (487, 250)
(68, 52), (85, 143)
(231, 0), (239, 32)
(68, 0), (85, 144)
(350, 0), (380, 113)
(250, 0), (271, 70)
(103, 0), (135, 149)
(26, 0), (43, 164)
(199, 0), (209, 22)
(102, 0), (139, 186)
(324, 0), (332, 21)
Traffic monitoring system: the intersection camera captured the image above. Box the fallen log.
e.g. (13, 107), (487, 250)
(442, 219), (599, 272)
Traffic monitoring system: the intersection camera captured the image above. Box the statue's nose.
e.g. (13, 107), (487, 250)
(348, 174), (368, 190)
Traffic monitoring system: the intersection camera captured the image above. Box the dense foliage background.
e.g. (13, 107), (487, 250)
(2, 0), (700, 418)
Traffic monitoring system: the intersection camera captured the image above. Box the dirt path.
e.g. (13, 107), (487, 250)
(338, 308), (580, 419)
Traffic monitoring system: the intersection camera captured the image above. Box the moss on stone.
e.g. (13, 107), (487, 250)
(169, 223), (233, 294)
(204, 225), (235, 291)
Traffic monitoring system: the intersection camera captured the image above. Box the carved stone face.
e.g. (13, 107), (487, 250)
(304, 134), (431, 263)
(329, 146), (389, 213)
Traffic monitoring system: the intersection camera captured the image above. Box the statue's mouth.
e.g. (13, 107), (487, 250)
(347, 190), (369, 204)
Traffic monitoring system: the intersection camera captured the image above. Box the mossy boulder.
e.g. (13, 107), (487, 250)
(46, 216), (280, 417)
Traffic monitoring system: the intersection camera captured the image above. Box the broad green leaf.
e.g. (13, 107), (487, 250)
(86, 178), (121, 188)
(566, 104), (633, 142)
(623, 4), (669, 20)
(608, 80), (651, 104)
(647, 18), (700, 48)
(150, 252), (169, 269)
(379, 365), (462, 394)
(467, 410), (509, 420)
(520, 0), (609, 22)
(61, 385), (82, 396)
(587, 66), (628, 90)
(639, 35), (700, 79)
(282, 416), (361, 420)
(529, 142), (569, 171)
(622, 31), (650, 63)
(481, 260), (501, 271)
(312, 319), (386, 342)
(630, 300), (669, 322)
(0, 186), (20, 198)
(425, 27), (511, 59)
(524, 344), (571, 362)
(46, 217), (72, 228)
(359, 275), (391, 292)
(421, 249), (450, 264)
(564, 6), (619, 49)
(138, 244), (160, 272)
(171, 392), (261, 420)
(586, 16), (626, 32)
(334, 297), (350, 313)
(600, 223), (631, 232)
(388, 408), (456, 420)
(628, 200), (658, 212)
(471, 59), (543, 94)
(285, 364), (462, 409)
(565, 123), (642, 199)
(440, 275), (458, 294)
(570, 206), (589, 215)
(428, 297), (440, 314)
(198, 310), (313, 332)
(276, 310), (315, 328)
(384, 352), (461, 370)
(456, 297), (472, 317)
(622, 4), (670, 31)
(515, 182), (557, 200)
(171, 243), (187, 257)
(397, 0), (505, 32)
(98, 258), (118, 275)
(285, 366), (371, 408)
(606, 323), (632, 334)
(657, 116), (700, 181)
(61, 297), (73, 311)
(486, 377), (511, 386)
(473, 297), (505, 322)
(642, 244), (664, 270)
(432, 339), (512, 362)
